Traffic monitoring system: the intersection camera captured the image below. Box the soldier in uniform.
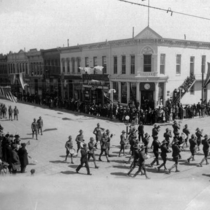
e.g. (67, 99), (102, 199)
(157, 140), (171, 172)
(76, 143), (91, 175)
(37, 116), (44, 135)
(8, 106), (13, 121)
(138, 121), (144, 142)
(142, 133), (150, 155)
(14, 106), (19, 121)
(31, 118), (38, 140)
(118, 130), (126, 157)
(88, 137), (98, 169)
(168, 138), (181, 173)
(105, 129), (113, 157)
(98, 133), (110, 162)
(182, 124), (190, 148)
(172, 121), (180, 136)
(65, 136), (74, 164)
(75, 130), (84, 154)
(150, 136), (160, 167)
(195, 128), (202, 151)
(93, 123), (104, 149)
(198, 134), (209, 167)
(163, 128), (172, 147)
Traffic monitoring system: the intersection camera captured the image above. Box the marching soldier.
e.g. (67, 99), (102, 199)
(163, 128), (172, 147)
(182, 124), (190, 148)
(37, 116), (44, 135)
(8, 106), (13, 121)
(93, 123), (104, 149)
(14, 106), (19, 121)
(150, 136), (160, 167)
(88, 137), (98, 168)
(138, 121), (144, 142)
(142, 133), (150, 155)
(119, 130), (126, 157)
(198, 134), (209, 167)
(75, 130), (84, 154)
(106, 129), (113, 157)
(65, 136), (74, 164)
(195, 128), (202, 151)
(172, 121), (180, 136)
(98, 133), (110, 162)
(76, 143), (91, 175)
(31, 119), (38, 140)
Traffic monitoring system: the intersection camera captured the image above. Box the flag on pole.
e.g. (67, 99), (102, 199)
(19, 73), (29, 89)
(94, 66), (104, 74)
(103, 92), (112, 103)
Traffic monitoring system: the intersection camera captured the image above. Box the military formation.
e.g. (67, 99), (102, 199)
(0, 103), (19, 120)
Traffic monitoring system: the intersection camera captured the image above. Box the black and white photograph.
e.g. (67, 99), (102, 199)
(1, 0), (210, 209)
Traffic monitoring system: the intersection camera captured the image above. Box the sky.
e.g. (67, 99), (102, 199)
(1, 0), (210, 54)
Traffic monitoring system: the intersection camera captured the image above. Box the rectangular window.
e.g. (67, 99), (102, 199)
(67, 60), (70, 73)
(113, 82), (118, 101)
(190, 84), (195, 95)
(130, 83), (136, 101)
(190, 56), (195, 75)
(176, 54), (181, 75)
(114, 56), (117, 74)
(72, 59), (75, 73)
(77, 58), (81, 73)
(144, 55), (152, 72)
(160, 54), (165, 74)
(130, 55), (135, 74)
(202, 55), (206, 74)
(121, 82), (127, 103)
(62, 61), (65, 73)
(93, 57), (97, 67)
(122, 55), (126, 74)
(85, 57), (89, 67)
(102, 56), (107, 74)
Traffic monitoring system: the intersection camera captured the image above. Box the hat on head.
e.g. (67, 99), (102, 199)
(122, 130), (126, 133)
(12, 144), (17, 149)
(90, 137), (94, 141)
(21, 143), (26, 147)
(79, 129), (83, 133)
(162, 140), (167, 145)
(204, 134), (208, 138)
(9, 134), (13, 137)
(15, 134), (20, 138)
(5, 134), (9, 137)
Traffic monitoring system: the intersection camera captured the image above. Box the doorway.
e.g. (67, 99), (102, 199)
(141, 90), (154, 109)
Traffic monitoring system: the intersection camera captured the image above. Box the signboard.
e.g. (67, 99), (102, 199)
(82, 74), (109, 81)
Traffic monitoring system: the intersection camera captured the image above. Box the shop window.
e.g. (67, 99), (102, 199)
(85, 57), (89, 67)
(160, 54), (165, 74)
(176, 54), (181, 75)
(121, 82), (127, 103)
(122, 56), (126, 74)
(113, 82), (118, 101)
(77, 58), (81, 73)
(130, 83), (136, 101)
(130, 55), (135, 74)
(114, 56), (117, 74)
(102, 56), (107, 74)
(190, 56), (195, 76)
(144, 55), (152, 72)
(93, 57), (97, 67)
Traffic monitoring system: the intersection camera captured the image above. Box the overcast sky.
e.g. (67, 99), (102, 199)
(0, 0), (210, 54)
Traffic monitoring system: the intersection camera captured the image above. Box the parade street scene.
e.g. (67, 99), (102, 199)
(1, 0), (210, 210)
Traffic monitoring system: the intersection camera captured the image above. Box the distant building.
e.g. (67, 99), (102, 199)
(0, 54), (9, 86)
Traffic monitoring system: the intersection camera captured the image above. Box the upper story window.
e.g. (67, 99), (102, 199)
(85, 57), (89, 67)
(160, 54), (165, 74)
(93, 57), (97, 67)
(114, 56), (117, 74)
(102, 56), (107, 74)
(62, 60), (65, 73)
(72, 58), (75, 73)
(176, 54), (181, 75)
(77, 58), (81, 73)
(202, 55), (206, 74)
(67, 59), (70, 73)
(190, 56), (195, 75)
(190, 84), (195, 95)
(144, 55), (152, 72)
(122, 55), (126, 74)
(130, 55), (135, 74)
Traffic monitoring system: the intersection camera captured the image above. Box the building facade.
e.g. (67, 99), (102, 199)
(0, 54), (9, 87)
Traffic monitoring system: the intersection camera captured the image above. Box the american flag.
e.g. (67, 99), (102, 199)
(0, 87), (17, 103)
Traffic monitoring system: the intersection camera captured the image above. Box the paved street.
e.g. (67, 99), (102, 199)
(1, 99), (210, 210)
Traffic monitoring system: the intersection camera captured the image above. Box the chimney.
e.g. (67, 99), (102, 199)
(132, 27), (134, 38)
(67, 39), (69, 47)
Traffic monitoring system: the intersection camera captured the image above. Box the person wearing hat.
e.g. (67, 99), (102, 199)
(198, 134), (209, 167)
(150, 136), (160, 167)
(152, 124), (159, 141)
(172, 121), (180, 136)
(31, 118), (38, 140)
(138, 121), (144, 143)
(119, 130), (126, 157)
(10, 144), (20, 174)
(168, 138), (181, 174)
(65, 136), (74, 164)
(14, 135), (21, 149)
(182, 124), (190, 148)
(98, 133), (110, 162)
(105, 129), (113, 157)
(76, 143), (91, 175)
(88, 137), (98, 169)
(127, 134), (137, 164)
(37, 116), (44, 135)
(75, 130), (84, 154)
(157, 140), (171, 172)
(187, 134), (197, 163)
(8, 106), (13, 121)
(18, 143), (29, 173)
(163, 128), (172, 147)
(13, 106), (19, 121)
(195, 128), (202, 151)
(142, 133), (150, 155)
(93, 123), (105, 149)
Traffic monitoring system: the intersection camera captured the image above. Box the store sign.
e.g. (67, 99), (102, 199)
(83, 74), (109, 81)
(140, 83), (155, 91)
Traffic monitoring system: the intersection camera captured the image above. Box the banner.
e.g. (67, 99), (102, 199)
(19, 73), (29, 89)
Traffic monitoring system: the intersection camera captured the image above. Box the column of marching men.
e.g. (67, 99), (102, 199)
(65, 120), (209, 177)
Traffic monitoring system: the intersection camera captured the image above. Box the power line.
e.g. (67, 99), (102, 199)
(119, 0), (210, 21)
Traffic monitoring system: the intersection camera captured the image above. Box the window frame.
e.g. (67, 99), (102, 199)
(160, 54), (165, 74)
(130, 55), (135, 74)
(176, 54), (181, 75)
(122, 55), (126, 74)
(143, 54), (152, 72)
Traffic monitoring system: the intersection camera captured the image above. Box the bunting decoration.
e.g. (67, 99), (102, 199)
(18, 73), (29, 89)
(0, 86), (17, 103)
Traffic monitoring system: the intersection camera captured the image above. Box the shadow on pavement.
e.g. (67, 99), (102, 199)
(111, 159), (127, 164)
(43, 128), (58, 132)
(113, 165), (129, 169)
(61, 171), (76, 175)
(62, 118), (72, 121)
(202, 173), (210, 177)
(179, 162), (198, 166)
(57, 112), (63, 114)
(68, 165), (78, 169)
(50, 160), (66, 164)
(110, 172), (128, 177)
(21, 137), (33, 140)
(146, 168), (166, 174)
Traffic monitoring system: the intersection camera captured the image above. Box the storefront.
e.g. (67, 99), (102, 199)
(82, 74), (109, 105)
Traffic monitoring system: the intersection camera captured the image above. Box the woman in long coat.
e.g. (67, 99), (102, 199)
(18, 143), (28, 173)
